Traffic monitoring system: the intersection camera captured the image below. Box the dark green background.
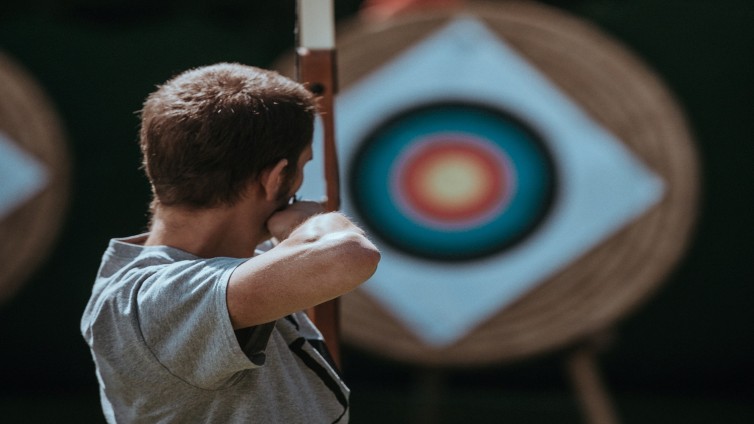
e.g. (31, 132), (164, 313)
(1, 1), (752, 422)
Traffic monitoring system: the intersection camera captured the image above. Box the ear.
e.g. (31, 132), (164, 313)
(259, 159), (289, 202)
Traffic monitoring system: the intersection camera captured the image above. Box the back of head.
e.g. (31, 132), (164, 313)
(140, 63), (316, 209)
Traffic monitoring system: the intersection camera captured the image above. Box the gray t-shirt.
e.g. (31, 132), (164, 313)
(81, 235), (349, 423)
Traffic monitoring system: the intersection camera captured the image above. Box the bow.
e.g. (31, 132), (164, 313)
(295, 0), (342, 367)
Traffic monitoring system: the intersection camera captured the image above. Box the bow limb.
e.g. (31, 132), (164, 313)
(295, 0), (342, 367)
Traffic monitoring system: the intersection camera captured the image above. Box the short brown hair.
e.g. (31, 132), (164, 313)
(139, 63), (316, 208)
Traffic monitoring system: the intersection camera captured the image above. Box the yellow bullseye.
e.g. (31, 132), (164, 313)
(399, 140), (507, 223)
(416, 154), (491, 212)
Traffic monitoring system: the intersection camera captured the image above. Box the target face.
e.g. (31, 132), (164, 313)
(350, 102), (555, 261)
(297, 17), (667, 347)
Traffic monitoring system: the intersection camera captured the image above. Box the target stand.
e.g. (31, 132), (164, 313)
(277, 1), (699, 422)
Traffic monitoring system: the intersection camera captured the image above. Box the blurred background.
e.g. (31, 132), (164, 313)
(0, 0), (752, 422)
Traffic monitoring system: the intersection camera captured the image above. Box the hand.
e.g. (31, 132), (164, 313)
(266, 200), (325, 242)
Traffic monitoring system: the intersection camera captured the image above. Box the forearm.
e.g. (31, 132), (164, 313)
(227, 212), (380, 329)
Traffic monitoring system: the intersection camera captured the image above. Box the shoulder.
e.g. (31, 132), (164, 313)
(85, 244), (244, 332)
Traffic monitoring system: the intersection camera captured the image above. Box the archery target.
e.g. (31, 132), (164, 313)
(350, 102), (555, 261)
(282, 0), (699, 365)
(0, 52), (69, 304)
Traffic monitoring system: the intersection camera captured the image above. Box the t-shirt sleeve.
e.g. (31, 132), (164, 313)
(137, 257), (257, 390)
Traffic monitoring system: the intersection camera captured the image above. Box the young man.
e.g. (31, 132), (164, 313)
(81, 63), (380, 423)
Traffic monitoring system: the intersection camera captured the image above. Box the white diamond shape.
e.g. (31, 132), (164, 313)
(0, 131), (49, 219)
(300, 18), (665, 346)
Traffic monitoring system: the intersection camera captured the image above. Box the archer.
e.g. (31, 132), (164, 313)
(80, 63), (380, 423)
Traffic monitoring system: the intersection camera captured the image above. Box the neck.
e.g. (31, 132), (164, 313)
(145, 196), (273, 258)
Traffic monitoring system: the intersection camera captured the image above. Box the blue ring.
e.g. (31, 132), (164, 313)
(349, 102), (557, 261)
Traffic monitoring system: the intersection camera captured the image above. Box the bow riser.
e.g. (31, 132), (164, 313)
(296, 48), (340, 213)
(295, 0), (342, 367)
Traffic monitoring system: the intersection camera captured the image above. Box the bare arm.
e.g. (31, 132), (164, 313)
(226, 210), (380, 329)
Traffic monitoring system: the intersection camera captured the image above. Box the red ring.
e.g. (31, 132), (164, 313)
(396, 137), (512, 224)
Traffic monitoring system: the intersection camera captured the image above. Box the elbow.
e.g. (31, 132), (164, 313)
(345, 233), (381, 282)
(357, 238), (381, 280)
(327, 232), (381, 288)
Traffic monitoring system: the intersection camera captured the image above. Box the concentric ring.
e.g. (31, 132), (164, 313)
(393, 133), (514, 228)
(349, 102), (557, 261)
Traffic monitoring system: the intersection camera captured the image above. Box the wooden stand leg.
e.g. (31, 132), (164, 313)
(565, 337), (619, 424)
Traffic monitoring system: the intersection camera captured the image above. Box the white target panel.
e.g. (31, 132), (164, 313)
(299, 18), (665, 346)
